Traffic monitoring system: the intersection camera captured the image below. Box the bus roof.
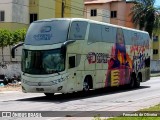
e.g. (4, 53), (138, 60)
(33, 18), (149, 35)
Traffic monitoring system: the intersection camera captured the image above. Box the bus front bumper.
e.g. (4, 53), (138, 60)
(21, 82), (67, 94)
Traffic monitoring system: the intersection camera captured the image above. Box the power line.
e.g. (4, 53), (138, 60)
(66, 4), (132, 22)
(54, 0), (132, 22)
(0, 1), (56, 10)
(62, 0), (65, 17)
(55, 0), (84, 6)
(54, 0), (110, 18)
(0, 1), (133, 22)
(69, 0), (84, 6)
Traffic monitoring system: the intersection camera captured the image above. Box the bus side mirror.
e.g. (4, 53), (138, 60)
(11, 42), (24, 58)
(61, 45), (66, 55)
(61, 40), (75, 56)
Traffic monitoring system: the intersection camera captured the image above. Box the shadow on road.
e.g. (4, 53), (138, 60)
(16, 85), (150, 103)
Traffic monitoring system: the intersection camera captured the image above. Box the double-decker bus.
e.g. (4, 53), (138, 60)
(12, 18), (150, 97)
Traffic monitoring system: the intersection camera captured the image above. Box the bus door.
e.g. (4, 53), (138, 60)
(67, 54), (81, 91)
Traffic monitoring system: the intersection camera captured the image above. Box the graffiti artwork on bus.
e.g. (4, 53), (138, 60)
(105, 28), (132, 87)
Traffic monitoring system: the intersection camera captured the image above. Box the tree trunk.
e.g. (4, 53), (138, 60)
(2, 46), (4, 62)
(2, 47), (4, 63)
(9, 45), (12, 61)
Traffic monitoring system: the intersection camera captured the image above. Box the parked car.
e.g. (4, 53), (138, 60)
(0, 75), (8, 85)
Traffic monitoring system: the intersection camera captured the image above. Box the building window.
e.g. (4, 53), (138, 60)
(111, 11), (117, 18)
(90, 9), (97, 17)
(0, 11), (5, 21)
(153, 36), (158, 41)
(30, 13), (38, 23)
(153, 49), (158, 54)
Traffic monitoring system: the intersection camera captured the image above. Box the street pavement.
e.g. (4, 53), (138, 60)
(0, 76), (160, 120)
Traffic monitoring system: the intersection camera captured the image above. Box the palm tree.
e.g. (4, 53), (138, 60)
(131, 0), (160, 37)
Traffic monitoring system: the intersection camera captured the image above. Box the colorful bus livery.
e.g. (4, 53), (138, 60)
(12, 18), (150, 96)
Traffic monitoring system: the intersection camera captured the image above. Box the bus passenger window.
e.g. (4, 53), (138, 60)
(69, 56), (76, 68)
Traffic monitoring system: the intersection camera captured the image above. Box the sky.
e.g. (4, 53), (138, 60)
(154, 0), (160, 7)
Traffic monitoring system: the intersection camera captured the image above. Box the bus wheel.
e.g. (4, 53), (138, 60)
(135, 75), (141, 88)
(83, 78), (90, 92)
(44, 93), (55, 98)
(129, 75), (135, 88)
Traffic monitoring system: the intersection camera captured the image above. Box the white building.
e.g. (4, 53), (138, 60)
(0, 0), (29, 25)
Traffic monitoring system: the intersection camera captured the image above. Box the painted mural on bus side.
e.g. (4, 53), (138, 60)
(105, 28), (132, 87)
(105, 28), (150, 87)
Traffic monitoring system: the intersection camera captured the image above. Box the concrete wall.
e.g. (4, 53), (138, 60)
(0, 0), (29, 24)
(55, 0), (61, 18)
(56, 0), (83, 18)
(0, 22), (28, 31)
(110, 1), (126, 26)
(125, 2), (135, 28)
(152, 40), (160, 60)
(152, 34), (160, 60)
(151, 60), (160, 72)
(29, 0), (39, 14)
(12, 0), (29, 24)
(0, 0), (13, 22)
(65, 0), (71, 17)
(85, 1), (129, 25)
(117, 2), (126, 26)
(0, 0), (29, 30)
(71, 0), (84, 18)
(0, 63), (21, 78)
(0, 45), (22, 62)
(39, 0), (55, 19)
(85, 4), (110, 23)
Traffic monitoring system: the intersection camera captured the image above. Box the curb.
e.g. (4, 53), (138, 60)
(0, 91), (20, 94)
(150, 73), (160, 77)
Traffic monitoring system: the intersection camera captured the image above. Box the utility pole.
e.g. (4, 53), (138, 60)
(61, 0), (65, 18)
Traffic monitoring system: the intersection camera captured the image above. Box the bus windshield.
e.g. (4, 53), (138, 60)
(22, 49), (65, 74)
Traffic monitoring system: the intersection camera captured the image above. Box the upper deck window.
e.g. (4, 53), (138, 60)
(88, 23), (102, 43)
(25, 20), (70, 45)
(69, 21), (88, 40)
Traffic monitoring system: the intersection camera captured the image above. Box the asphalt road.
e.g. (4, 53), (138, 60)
(0, 76), (160, 120)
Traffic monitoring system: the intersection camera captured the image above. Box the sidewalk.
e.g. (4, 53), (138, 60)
(150, 72), (160, 77)
(0, 84), (21, 93)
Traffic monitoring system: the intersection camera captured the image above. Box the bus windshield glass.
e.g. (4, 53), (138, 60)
(25, 19), (70, 45)
(22, 49), (65, 74)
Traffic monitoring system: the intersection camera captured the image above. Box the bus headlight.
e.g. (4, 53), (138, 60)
(51, 77), (65, 85)
(51, 80), (59, 85)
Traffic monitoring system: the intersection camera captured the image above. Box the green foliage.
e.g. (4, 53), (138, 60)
(0, 29), (12, 48)
(131, 0), (160, 37)
(12, 28), (27, 45)
(0, 28), (27, 47)
(0, 28), (27, 61)
(93, 115), (107, 120)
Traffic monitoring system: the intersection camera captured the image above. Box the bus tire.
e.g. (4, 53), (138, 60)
(129, 75), (135, 88)
(83, 77), (90, 92)
(44, 93), (55, 98)
(135, 74), (141, 88)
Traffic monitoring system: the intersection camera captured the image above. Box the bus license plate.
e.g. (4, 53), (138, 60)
(36, 88), (44, 91)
